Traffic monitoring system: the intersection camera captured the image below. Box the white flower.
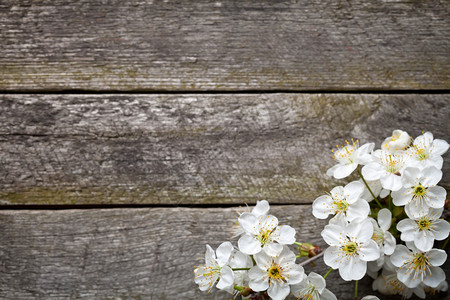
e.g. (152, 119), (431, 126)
(221, 250), (253, 295)
(362, 149), (409, 191)
(370, 208), (396, 255)
(238, 214), (296, 256)
(392, 166), (446, 218)
(390, 243), (447, 288)
(367, 208), (397, 277)
(290, 272), (337, 300)
(372, 256), (426, 298)
(382, 129), (411, 154)
(326, 140), (374, 179)
(249, 246), (305, 300)
(372, 271), (426, 299)
(397, 207), (450, 252)
(407, 132), (449, 170)
(194, 242), (234, 292)
(312, 181), (369, 223)
(231, 200), (270, 237)
(322, 218), (380, 281)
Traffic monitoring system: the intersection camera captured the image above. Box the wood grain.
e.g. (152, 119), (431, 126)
(1, 94), (449, 205)
(1, 205), (447, 299)
(1, 0), (449, 91)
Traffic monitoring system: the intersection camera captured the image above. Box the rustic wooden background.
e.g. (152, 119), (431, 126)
(0, 1), (449, 299)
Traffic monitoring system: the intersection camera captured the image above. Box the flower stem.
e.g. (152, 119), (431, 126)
(354, 280), (358, 299)
(232, 268), (251, 271)
(388, 192), (392, 211)
(294, 241), (303, 246)
(357, 168), (383, 209)
(299, 251), (324, 267)
(442, 235), (450, 250)
(323, 267), (333, 279)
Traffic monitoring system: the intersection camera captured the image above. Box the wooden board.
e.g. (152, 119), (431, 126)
(1, 205), (447, 299)
(1, 0), (449, 91)
(1, 94), (449, 205)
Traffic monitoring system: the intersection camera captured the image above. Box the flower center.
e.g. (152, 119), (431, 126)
(257, 229), (272, 246)
(342, 241), (358, 255)
(413, 184), (427, 197)
(332, 198), (349, 213)
(413, 144), (429, 161)
(385, 274), (405, 294)
(267, 263), (285, 282)
(372, 228), (385, 246)
(385, 154), (400, 173)
(410, 253), (430, 272)
(417, 218), (431, 231)
(297, 284), (320, 300)
(331, 139), (358, 164)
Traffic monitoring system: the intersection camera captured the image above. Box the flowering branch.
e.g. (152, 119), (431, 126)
(195, 130), (449, 300)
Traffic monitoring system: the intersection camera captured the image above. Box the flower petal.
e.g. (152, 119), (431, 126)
(427, 249), (447, 267)
(431, 138), (449, 156)
(272, 225), (296, 245)
(216, 241), (233, 266)
(323, 246), (341, 269)
(383, 231), (396, 255)
(423, 266), (446, 288)
(268, 281), (290, 300)
(252, 200), (270, 216)
(362, 163), (385, 181)
(238, 213), (259, 235)
(307, 272), (326, 293)
(392, 188), (411, 206)
(346, 199), (370, 222)
(248, 266), (269, 291)
(433, 219), (450, 240)
(216, 265), (234, 290)
(322, 224), (345, 246)
(425, 186), (446, 208)
(344, 181), (365, 203)
(414, 231), (434, 252)
(238, 234), (262, 255)
(377, 208), (392, 232)
(321, 288), (338, 300)
(263, 242), (283, 257)
(359, 240), (381, 262)
(312, 195), (334, 219)
(285, 264), (305, 285)
(339, 256), (366, 281)
(421, 166), (443, 186)
(390, 245), (412, 267)
(380, 173), (403, 191)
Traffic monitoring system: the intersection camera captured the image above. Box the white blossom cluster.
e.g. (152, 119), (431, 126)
(195, 200), (340, 300)
(194, 130), (448, 300)
(314, 130), (449, 298)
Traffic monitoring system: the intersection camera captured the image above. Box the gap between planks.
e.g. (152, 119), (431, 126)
(0, 89), (449, 95)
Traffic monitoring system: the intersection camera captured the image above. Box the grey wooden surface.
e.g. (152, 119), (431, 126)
(1, 94), (449, 205)
(0, 0), (449, 91)
(0, 1), (449, 299)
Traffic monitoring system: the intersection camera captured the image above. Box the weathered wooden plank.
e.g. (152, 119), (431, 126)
(0, 0), (449, 91)
(1, 206), (447, 299)
(1, 94), (449, 205)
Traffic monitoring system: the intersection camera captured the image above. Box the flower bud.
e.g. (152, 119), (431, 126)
(382, 130), (411, 153)
(297, 243), (321, 258)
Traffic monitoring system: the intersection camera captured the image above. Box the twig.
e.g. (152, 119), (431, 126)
(298, 251), (324, 267)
